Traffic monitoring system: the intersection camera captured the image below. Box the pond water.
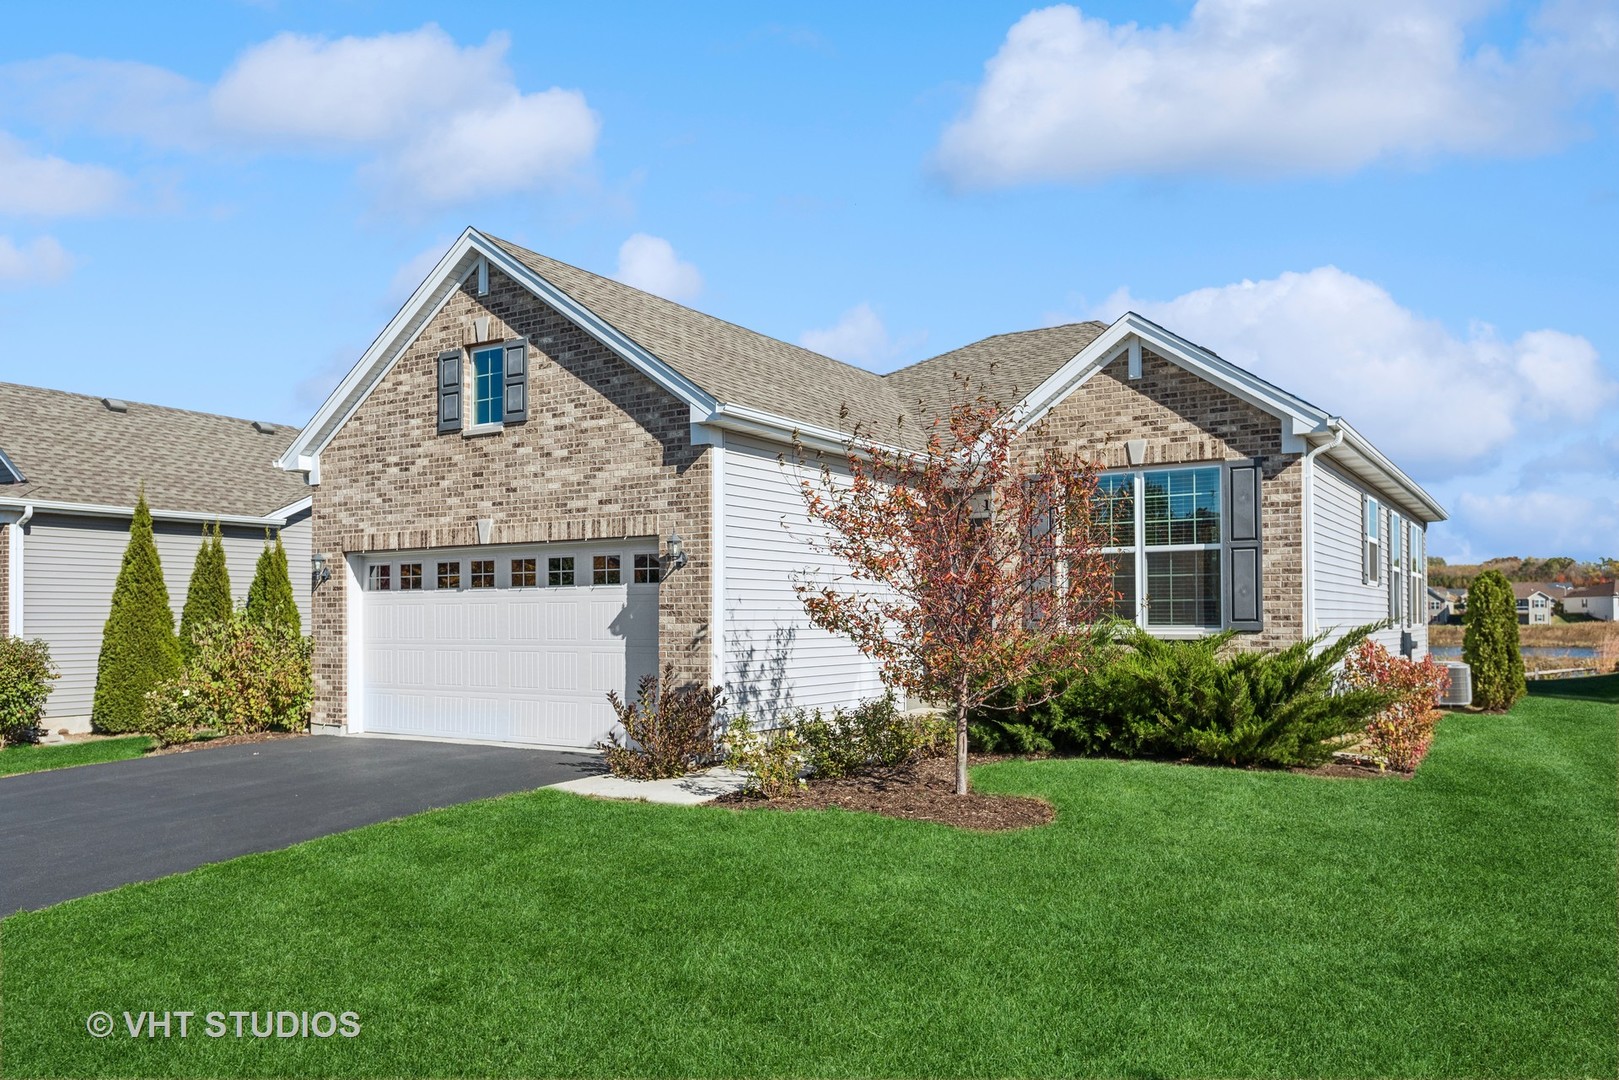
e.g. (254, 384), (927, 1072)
(1431, 645), (1600, 660)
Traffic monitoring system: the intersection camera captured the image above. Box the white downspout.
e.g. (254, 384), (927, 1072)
(9, 502), (34, 636)
(1300, 422), (1343, 640)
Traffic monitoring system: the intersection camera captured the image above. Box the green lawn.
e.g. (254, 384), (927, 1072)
(0, 736), (152, 778)
(2, 678), (1614, 1078)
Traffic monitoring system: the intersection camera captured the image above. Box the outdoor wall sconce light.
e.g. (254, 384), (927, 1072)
(664, 532), (689, 571)
(312, 552), (331, 585)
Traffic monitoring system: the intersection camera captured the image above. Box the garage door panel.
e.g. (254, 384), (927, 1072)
(359, 543), (658, 748)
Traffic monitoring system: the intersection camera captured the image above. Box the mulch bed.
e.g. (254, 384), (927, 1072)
(151, 731), (306, 756)
(716, 754), (1055, 831)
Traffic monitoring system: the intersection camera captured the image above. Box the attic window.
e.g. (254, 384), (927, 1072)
(252, 421), (277, 434)
(0, 446), (23, 484)
(102, 397), (128, 412)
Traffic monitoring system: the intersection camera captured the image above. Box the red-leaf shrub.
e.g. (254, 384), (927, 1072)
(1340, 640), (1450, 771)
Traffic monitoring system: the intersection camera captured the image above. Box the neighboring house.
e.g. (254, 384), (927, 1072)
(0, 383), (312, 732)
(1563, 580), (1619, 621)
(1512, 583), (1555, 625)
(275, 227), (1446, 749)
(1427, 586), (1465, 624)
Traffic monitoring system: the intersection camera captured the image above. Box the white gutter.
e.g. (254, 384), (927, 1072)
(6, 502), (33, 635)
(0, 497), (297, 529)
(1300, 420), (1345, 638)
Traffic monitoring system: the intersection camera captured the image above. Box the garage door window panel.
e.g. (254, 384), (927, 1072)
(368, 565), (391, 591)
(593, 555), (621, 585)
(548, 557), (574, 586)
(437, 562), (461, 590)
(400, 563), (423, 590)
(512, 558), (537, 588)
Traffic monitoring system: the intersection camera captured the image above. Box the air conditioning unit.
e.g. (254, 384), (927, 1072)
(1439, 661), (1472, 708)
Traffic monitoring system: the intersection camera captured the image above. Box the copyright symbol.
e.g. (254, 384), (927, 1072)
(86, 1012), (114, 1038)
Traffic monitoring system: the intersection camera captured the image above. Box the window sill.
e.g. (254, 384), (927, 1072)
(462, 423), (504, 439)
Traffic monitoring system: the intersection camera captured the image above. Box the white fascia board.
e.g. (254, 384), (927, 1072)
(1327, 422), (1448, 523)
(700, 402), (913, 460)
(278, 228), (718, 472)
(0, 497), (293, 528)
(268, 495), (314, 520)
(1012, 313), (1328, 435)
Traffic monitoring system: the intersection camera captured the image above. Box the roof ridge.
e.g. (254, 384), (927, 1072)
(0, 380), (294, 429)
(883, 321), (1110, 380)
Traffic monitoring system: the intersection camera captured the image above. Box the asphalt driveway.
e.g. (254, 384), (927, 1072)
(0, 736), (601, 914)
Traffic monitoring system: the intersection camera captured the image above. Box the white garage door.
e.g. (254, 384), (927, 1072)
(358, 541), (660, 748)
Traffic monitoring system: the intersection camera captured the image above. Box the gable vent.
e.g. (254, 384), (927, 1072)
(102, 397), (128, 412)
(252, 420), (278, 434)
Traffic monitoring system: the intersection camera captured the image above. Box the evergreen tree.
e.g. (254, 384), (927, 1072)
(92, 490), (181, 732)
(247, 531), (301, 634)
(179, 521), (232, 661)
(1462, 569), (1526, 712)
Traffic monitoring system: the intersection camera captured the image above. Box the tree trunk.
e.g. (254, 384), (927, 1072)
(955, 698), (970, 796)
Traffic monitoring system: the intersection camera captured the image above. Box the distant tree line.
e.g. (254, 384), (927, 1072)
(1426, 555), (1619, 589)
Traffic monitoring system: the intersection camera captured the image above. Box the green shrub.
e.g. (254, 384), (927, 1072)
(92, 492), (182, 733)
(798, 694), (950, 779)
(0, 637), (59, 746)
(179, 521), (232, 662)
(973, 624), (1396, 768)
(1463, 570), (1526, 711)
(140, 611), (312, 746)
(246, 533), (301, 634)
(723, 713), (805, 799)
(598, 665), (723, 779)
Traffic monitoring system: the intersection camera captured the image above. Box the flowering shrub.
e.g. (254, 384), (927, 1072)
(1341, 640), (1451, 771)
(1, 637), (59, 746)
(141, 612), (312, 746)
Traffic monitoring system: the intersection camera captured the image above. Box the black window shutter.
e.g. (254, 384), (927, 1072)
(437, 349), (462, 434)
(1225, 459), (1263, 632)
(502, 338), (528, 424)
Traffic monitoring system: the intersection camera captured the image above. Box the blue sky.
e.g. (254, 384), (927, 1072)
(1, 1), (1615, 560)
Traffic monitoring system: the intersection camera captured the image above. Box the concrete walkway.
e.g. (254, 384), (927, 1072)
(551, 765), (751, 805)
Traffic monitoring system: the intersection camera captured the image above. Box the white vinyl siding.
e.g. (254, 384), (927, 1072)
(1311, 464), (1423, 656)
(720, 435), (886, 722)
(21, 511), (314, 729)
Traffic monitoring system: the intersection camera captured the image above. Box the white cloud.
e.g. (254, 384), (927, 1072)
(935, 0), (1619, 187)
(0, 25), (600, 207)
(1447, 489), (1619, 559)
(613, 234), (704, 303)
(800, 303), (926, 368)
(384, 90), (598, 205)
(210, 27), (511, 144)
(1090, 266), (1615, 477)
(0, 132), (127, 216)
(0, 234), (75, 285)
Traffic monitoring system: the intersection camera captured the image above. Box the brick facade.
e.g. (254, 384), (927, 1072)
(1022, 348), (1306, 649)
(309, 267), (712, 728)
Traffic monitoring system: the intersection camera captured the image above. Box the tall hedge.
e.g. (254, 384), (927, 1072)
(92, 491), (181, 733)
(179, 521), (232, 661)
(1462, 569), (1525, 711)
(246, 532), (300, 634)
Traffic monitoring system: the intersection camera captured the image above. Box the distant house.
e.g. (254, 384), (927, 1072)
(1427, 586), (1465, 624)
(1563, 580), (1619, 622)
(0, 383), (312, 733)
(1511, 583), (1555, 626)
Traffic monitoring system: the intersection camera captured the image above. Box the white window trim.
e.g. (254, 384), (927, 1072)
(1098, 466), (1225, 635)
(1364, 496), (1381, 584)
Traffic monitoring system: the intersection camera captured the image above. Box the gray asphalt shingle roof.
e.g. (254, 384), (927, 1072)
(0, 382), (309, 517)
(488, 234), (1105, 448)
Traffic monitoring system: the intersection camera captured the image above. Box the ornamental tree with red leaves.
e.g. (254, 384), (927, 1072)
(796, 394), (1115, 796)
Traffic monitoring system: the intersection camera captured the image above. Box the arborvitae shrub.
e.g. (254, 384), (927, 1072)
(92, 491), (181, 733)
(179, 521), (232, 661)
(1462, 570), (1526, 711)
(246, 532), (300, 634)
